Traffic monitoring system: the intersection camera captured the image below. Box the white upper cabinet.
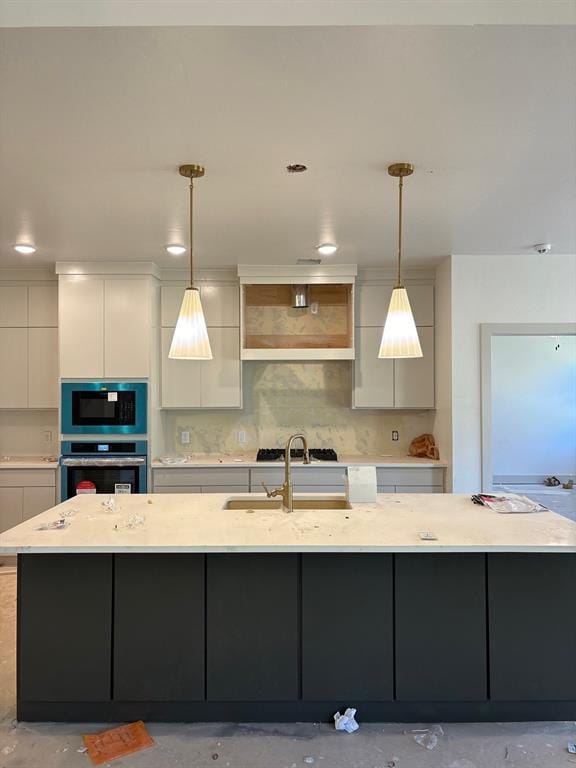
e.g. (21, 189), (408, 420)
(353, 327), (394, 408)
(0, 286), (59, 408)
(353, 283), (435, 409)
(28, 328), (59, 408)
(59, 277), (104, 378)
(0, 328), (28, 407)
(161, 285), (240, 327)
(104, 279), (152, 378)
(161, 324), (242, 409)
(28, 286), (58, 327)
(59, 276), (153, 379)
(200, 327), (242, 408)
(393, 326), (435, 408)
(161, 327), (202, 408)
(0, 287), (28, 327)
(357, 284), (434, 327)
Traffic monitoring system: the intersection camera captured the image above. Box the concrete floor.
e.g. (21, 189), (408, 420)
(1, 567), (575, 768)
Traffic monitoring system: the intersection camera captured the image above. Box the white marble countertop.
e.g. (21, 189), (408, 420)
(152, 454), (448, 469)
(0, 456), (59, 469)
(0, 492), (574, 554)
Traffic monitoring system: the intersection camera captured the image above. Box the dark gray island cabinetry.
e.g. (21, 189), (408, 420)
(16, 551), (576, 722)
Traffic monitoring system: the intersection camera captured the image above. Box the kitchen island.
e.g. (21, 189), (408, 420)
(1, 492), (575, 723)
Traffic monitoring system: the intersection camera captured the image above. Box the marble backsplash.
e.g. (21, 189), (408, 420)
(163, 361), (435, 456)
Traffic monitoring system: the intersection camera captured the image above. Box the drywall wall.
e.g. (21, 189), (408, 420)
(491, 334), (576, 477)
(451, 253), (576, 492)
(433, 257), (453, 489)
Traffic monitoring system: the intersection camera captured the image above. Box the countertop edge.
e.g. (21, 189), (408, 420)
(2, 545), (575, 554)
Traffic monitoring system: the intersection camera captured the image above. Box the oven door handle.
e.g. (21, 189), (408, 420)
(61, 457), (146, 467)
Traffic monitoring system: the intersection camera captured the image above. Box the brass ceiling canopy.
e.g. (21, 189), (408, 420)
(179, 164), (205, 179)
(388, 162), (414, 178)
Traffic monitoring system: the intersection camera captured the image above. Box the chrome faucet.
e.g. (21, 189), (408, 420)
(262, 433), (311, 512)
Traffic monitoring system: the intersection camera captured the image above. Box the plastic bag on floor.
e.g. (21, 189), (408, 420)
(334, 708), (359, 733)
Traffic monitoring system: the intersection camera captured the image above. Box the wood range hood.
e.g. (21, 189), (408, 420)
(238, 265), (357, 361)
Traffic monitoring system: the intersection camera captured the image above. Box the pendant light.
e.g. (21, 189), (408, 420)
(378, 163), (423, 359)
(169, 164), (213, 360)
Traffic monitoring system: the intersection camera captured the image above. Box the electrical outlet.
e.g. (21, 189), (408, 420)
(310, 301), (319, 315)
(180, 430), (191, 444)
(238, 430), (247, 444)
(43, 430), (53, 443)
(392, 430), (399, 442)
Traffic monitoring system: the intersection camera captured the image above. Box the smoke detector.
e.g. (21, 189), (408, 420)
(533, 243), (552, 254)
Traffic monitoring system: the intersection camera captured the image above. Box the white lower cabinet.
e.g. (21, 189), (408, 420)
(161, 327), (241, 408)
(152, 466), (445, 495)
(0, 471), (56, 563)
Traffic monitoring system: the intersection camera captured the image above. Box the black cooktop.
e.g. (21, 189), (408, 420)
(256, 448), (338, 462)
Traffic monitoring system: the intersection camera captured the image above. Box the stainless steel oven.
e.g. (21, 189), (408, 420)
(60, 441), (148, 500)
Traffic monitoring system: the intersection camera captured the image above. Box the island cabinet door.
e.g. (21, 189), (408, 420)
(301, 554), (394, 701)
(395, 554), (487, 702)
(488, 554), (576, 701)
(113, 554), (205, 701)
(18, 554), (113, 702)
(206, 554), (299, 701)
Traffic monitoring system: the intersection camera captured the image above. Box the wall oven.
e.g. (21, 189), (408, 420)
(61, 382), (147, 435)
(60, 441), (148, 500)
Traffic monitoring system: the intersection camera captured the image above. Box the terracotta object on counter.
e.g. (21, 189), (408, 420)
(409, 433), (439, 460)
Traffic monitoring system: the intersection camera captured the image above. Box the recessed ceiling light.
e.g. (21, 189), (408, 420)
(316, 243), (338, 256)
(165, 244), (186, 256)
(14, 243), (36, 255)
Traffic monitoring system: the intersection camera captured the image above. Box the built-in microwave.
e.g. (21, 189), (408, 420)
(61, 382), (147, 435)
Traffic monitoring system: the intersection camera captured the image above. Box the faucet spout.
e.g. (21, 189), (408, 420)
(263, 433), (310, 513)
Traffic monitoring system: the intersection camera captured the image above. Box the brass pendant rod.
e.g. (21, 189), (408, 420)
(188, 178), (195, 289)
(396, 175), (404, 288)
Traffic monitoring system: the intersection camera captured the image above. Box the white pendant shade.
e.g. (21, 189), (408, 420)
(378, 287), (422, 358)
(169, 288), (213, 359)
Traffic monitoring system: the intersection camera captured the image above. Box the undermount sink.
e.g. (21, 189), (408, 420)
(224, 496), (352, 511)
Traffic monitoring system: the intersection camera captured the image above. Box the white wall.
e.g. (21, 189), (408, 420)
(492, 335), (576, 477)
(433, 257), (453, 489)
(450, 253), (576, 492)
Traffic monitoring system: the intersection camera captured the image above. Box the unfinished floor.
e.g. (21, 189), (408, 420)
(0, 567), (574, 768)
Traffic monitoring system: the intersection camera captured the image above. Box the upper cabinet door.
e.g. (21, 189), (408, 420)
(59, 277), (105, 379)
(357, 284), (434, 327)
(0, 287), (28, 327)
(28, 286), (58, 327)
(394, 326), (435, 408)
(0, 328), (28, 407)
(104, 279), (150, 378)
(28, 328), (59, 408)
(353, 327), (394, 408)
(160, 327), (202, 408)
(201, 327), (242, 408)
(161, 285), (240, 328)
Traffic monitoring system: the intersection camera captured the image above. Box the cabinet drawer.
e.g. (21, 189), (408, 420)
(152, 486), (202, 494)
(153, 468), (250, 487)
(376, 467), (444, 486)
(0, 470), (56, 487)
(396, 485), (444, 493)
(251, 467), (345, 488)
(202, 485), (249, 494)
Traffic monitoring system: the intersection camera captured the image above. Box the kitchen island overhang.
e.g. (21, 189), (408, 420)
(2, 493), (575, 723)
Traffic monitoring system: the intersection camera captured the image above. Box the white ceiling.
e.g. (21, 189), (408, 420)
(0, 24), (575, 269)
(1, 0), (575, 27)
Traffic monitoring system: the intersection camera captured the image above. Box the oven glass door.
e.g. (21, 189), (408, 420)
(66, 465), (141, 498)
(71, 391), (136, 428)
